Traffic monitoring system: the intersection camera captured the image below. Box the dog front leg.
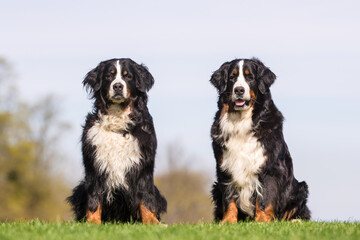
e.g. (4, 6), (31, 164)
(86, 204), (102, 224)
(222, 199), (238, 224)
(139, 202), (159, 224)
(255, 175), (277, 223)
(255, 201), (275, 223)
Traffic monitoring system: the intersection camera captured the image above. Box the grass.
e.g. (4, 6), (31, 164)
(0, 221), (359, 240)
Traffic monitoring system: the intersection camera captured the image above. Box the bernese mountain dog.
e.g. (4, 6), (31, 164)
(68, 58), (167, 224)
(210, 58), (310, 223)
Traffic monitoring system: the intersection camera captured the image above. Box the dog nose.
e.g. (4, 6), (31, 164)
(234, 86), (245, 96)
(113, 83), (123, 91)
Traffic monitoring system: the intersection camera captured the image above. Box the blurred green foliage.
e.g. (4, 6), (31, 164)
(0, 57), (72, 221)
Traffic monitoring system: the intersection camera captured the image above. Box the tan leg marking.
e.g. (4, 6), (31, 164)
(282, 208), (297, 221)
(86, 204), (102, 224)
(222, 199), (238, 224)
(255, 201), (275, 223)
(139, 202), (160, 225)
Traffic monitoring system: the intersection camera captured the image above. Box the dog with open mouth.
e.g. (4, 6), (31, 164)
(210, 58), (310, 223)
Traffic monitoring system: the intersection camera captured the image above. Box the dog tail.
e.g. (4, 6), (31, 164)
(293, 181), (311, 220)
(154, 186), (167, 216)
(211, 182), (224, 222)
(67, 181), (88, 221)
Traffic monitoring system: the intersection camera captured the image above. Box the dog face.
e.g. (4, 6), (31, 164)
(83, 58), (154, 106)
(107, 60), (131, 104)
(210, 58), (276, 111)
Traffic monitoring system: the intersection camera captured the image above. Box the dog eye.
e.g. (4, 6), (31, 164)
(127, 74), (133, 80)
(247, 75), (255, 81)
(244, 69), (254, 81)
(229, 69), (238, 81)
(123, 70), (133, 80)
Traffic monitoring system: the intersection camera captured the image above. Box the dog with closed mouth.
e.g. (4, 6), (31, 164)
(210, 58), (310, 223)
(67, 58), (167, 224)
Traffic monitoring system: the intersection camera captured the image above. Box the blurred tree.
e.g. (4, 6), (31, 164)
(0, 57), (72, 221)
(155, 143), (213, 224)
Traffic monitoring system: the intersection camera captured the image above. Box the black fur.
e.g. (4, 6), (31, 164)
(67, 58), (166, 223)
(210, 58), (310, 221)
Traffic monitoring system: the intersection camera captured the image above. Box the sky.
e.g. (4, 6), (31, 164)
(1, 0), (360, 221)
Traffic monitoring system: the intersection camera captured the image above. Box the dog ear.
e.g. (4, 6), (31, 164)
(253, 58), (276, 94)
(210, 62), (231, 94)
(134, 63), (154, 93)
(83, 62), (104, 98)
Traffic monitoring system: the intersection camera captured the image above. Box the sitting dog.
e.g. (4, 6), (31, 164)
(68, 58), (167, 224)
(210, 58), (310, 223)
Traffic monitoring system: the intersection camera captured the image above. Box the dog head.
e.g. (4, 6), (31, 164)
(83, 58), (154, 108)
(210, 58), (276, 111)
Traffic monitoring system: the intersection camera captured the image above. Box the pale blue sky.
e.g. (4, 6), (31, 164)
(1, 0), (360, 221)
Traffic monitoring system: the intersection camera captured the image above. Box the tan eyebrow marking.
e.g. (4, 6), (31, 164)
(232, 69), (238, 75)
(123, 70), (128, 76)
(244, 69), (250, 75)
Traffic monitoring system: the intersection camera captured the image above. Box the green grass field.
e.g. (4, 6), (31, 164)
(0, 221), (359, 240)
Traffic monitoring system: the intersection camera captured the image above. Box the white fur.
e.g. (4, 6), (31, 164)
(109, 60), (128, 101)
(220, 109), (266, 217)
(232, 60), (251, 101)
(87, 105), (141, 202)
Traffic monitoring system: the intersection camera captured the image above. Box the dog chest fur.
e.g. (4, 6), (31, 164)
(220, 109), (266, 217)
(86, 105), (141, 201)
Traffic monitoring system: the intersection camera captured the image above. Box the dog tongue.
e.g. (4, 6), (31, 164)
(235, 100), (246, 106)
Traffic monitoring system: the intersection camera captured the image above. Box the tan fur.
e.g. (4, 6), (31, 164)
(86, 204), (102, 224)
(139, 202), (159, 224)
(222, 199), (238, 224)
(255, 201), (275, 223)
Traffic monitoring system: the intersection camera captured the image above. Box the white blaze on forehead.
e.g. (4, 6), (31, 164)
(109, 60), (128, 99)
(115, 60), (122, 82)
(233, 60), (251, 101)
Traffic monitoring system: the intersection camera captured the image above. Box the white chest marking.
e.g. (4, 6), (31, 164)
(86, 105), (141, 202)
(220, 109), (266, 217)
